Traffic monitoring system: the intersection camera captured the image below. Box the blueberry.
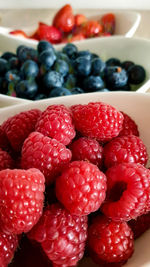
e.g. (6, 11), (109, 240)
(53, 59), (69, 77)
(56, 52), (70, 63)
(105, 66), (128, 90)
(97, 88), (110, 92)
(49, 87), (72, 97)
(70, 87), (84, 94)
(0, 58), (8, 74)
(5, 70), (20, 83)
(76, 51), (92, 60)
(92, 53), (99, 59)
(34, 93), (47, 100)
(106, 58), (121, 67)
(20, 60), (39, 79)
(37, 40), (54, 54)
(43, 71), (64, 89)
(83, 76), (105, 92)
(17, 46), (37, 62)
(8, 56), (20, 69)
(1, 52), (16, 60)
(64, 74), (76, 89)
(16, 80), (38, 99)
(62, 43), (78, 59)
(121, 61), (135, 71)
(92, 58), (106, 76)
(128, 65), (146, 84)
(74, 56), (91, 76)
(0, 78), (7, 94)
(39, 50), (56, 71)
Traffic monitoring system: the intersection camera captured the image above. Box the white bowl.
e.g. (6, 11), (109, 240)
(0, 91), (150, 267)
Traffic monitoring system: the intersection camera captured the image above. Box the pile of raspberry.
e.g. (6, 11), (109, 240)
(0, 101), (149, 267)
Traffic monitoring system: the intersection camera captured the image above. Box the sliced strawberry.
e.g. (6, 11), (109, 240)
(82, 20), (103, 38)
(74, 14), (87, 26)
(101, 13), (116, 35)
(37, 23), (62, 44)
(30, 30), (39, 40)
(69, 33), (85, 42)
(9, 30), (28, 38)
(53, 4), (75, 33)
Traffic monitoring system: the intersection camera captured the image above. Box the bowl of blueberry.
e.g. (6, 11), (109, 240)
(0, 36), (150, 104)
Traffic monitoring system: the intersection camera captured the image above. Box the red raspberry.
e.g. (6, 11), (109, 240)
(0, 168), (45, 234)
(128, 211), (150, 239)
(35, 105), (76, 146)
(88, 216), (134, 266)
(119, 112), (139, 137)
(103, 135), (148, 168)
(28, 203), (88, 266)
(70, 137), (103, 168)
(0, 148), (14, 170)
(21, 132), (72, 185)
(2, 109), (41, 152)
(71, 102), (124, 142)
(0, 126), (10, 151)
(0, 227), (18, 267)
(56, 161), (107, 216)
(102, 163), (150, 221)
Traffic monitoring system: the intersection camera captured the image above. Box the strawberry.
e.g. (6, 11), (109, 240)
(74, 14), (87, 26)
(68, 33), (85, 42)
(53, 4), (75, 33)
(101, 13), (116, 35)
(82, 20), (103, 38)
(37, 23), (62, 44)
(9, 30), (28, 38)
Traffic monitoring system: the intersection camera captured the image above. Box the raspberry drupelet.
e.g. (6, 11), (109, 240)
(119, 112), (139, 137)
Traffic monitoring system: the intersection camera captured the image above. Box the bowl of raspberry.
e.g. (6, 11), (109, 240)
(0, 91), (150, 267)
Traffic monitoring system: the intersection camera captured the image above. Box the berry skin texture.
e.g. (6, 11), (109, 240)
(71, 102), (124, 142)
(2, 109), (41, 152)
(103, 135), (148, 168)
(88, 216), (134, 265)
(0, 126), (10, 151)
(56, 161), (107, 216)
(70, 137), (103, 168)
(0, 168), (45, 234)
(21, 132), (72, 185)
(102, 163), (150, 222)
(35, 105), (76, 146)
(0, 148), (14, 170)
(119, 112), (139, 137)
(128, 211), (150, 239)
(28, 203), (88, 266)
(53, 4), (75, 33)
(0, 228), (18, 267)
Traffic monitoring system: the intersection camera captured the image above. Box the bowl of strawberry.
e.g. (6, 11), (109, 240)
(0, 91), (150, 267)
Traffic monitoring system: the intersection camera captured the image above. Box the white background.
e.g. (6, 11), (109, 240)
(0, 0), (150, 9)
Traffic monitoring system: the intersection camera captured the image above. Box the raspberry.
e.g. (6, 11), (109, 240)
(56, 161), (107, 216)
(0, 148), (14, 170)
(119, 112), (139, 137)
(70, 137), (103, 168)
(102, 163), (150, 221)
(0, 126), (10, 151)
(71, 102), (124, 142)
(35, 105), (76, 145)
(88, 216), (134, 265)
(0, 227), (18, 267)
(0, 168), (45, 234)
(128, 211), (150, 239)
(103, 135), (148, 168)
(28, 203), (88, 266)
(2, 109), (41, 152)
(21, 132), (72, 185)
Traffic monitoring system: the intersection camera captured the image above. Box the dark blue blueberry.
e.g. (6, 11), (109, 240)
(121, 61), (135, 71)
(16, 80), (38, 99)
(0, 77), (7, 94)
(49, 87), (72, 97)
(0, 58), (8, 74)
(5, 70), (20, 83)
(62, 43), (78, 59)
(128, 65), (146, 84)
(76, 51), (92, 60)
(39, 50), (56, 71)
(70, 87), (84, 94)
(106, 58), (121, 67)
(37, 40), (54, 54)
(53, 59), (69, 77)
(92, 53), (99, 59)
(43, 71), (64, 89)
(119, 83), (131, 91)
(83, 76), (105, 92)
(64, 74), (76, 89)
(57, 52), (69, 62)
(105, 66), (128, 90)
(8, 56), (20, 69)
(74, 56), (91, 76)
(34, 93), (47, 100)
(1, 52), (16, 60)
(20, 60), (39, 79)
(97, 88), (110, 92)
(17, 46), (37, 62)
(92, 58), (106, 76)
